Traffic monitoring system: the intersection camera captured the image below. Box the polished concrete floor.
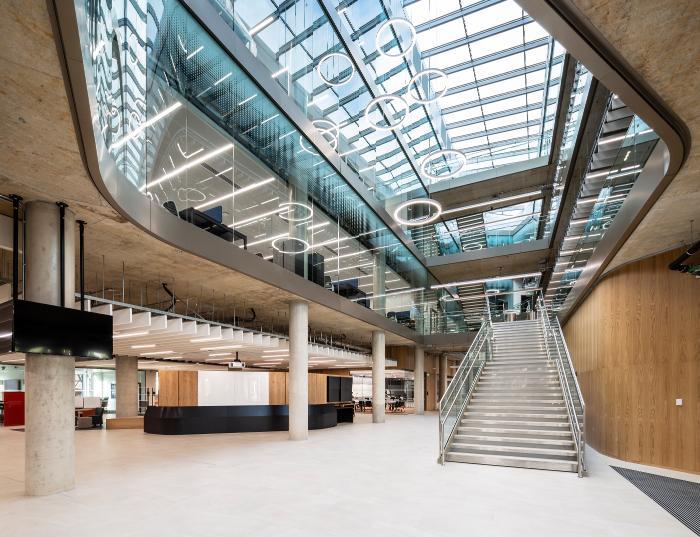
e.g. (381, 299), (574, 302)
(0, 412), (696, 536)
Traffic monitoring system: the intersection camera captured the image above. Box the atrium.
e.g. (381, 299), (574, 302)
(0, 0), (698, 535)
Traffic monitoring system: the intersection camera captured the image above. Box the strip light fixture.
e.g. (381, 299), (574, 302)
(431, 272), (542, 290)
(248, 16), (276, 36)
(141, 144), (233, 191)
(195, 177), (275, 210)
(110, 102), (181, 150)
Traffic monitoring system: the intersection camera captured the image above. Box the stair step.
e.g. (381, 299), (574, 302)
(469, 396), (564, 407)
(453, 434), (575, 448)
(478, 380), (561, 386)
(444, 452), (577, 472)
(456, 426), (573, 438)
(464, 411), (569, 421)
(461, 418), (571, 429)
(449, 442), (577, 458)
(468, 405), (567, 413)
(476, 386), (562, 392)
(445, 452), (578, 472)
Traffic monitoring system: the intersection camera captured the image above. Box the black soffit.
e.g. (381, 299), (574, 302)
(0, 299), (113, 360)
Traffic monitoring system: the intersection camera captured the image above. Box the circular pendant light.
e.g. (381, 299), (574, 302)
(392, 198), (442, 226)
(272, 237), (310, 254)
(317, 52), (355, 87)
(408, 68), (449, 104)
(375, 18), (417, 58)
(420, 149), (467, 181)
(364, 95), (409, 132)
(299, 119), (339, 155)
(278, 201), (313, 222)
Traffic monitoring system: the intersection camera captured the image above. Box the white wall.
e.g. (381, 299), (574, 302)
(197, 371), (269, 406)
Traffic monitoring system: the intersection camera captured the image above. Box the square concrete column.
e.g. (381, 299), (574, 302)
(372, 330), (385, 423)
(288, 301), (308, 440)
(115, 356), (139, 418)
(414, 347), (425, 415)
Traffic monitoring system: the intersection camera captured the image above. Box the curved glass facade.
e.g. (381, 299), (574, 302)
(76, 0), (476, 334)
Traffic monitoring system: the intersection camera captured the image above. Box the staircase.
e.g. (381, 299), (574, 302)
(444, 320), (579, 472)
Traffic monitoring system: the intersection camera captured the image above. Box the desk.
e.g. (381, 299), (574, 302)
(144, 404), (337, 435)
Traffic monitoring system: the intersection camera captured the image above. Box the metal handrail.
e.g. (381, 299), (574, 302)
(536, 294), (586, 476)
(438, 320), (492, 464)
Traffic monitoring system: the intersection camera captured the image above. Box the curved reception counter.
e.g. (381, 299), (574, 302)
(144, 404), (337, 435)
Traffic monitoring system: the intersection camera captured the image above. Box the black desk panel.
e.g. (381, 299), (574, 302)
(144, 404), (337, 435)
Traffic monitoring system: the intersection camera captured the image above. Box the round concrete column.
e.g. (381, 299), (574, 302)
(115, 356), (139, 418)
(371, 330), (385, 423)
(288, 301), (308, 440)
(23, 201), (76, 496)
(414, 347), (425, 415)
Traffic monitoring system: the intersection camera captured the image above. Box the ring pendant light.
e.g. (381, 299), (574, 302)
(408, 68), (449, 104)
(421, 149), (467, 181)
(271, 237), (310, 254)
(316, 52), (355, 86)
(375, 18), (417, 58)
(364, 95), (409, 132)
(278, 201), (313, 222)
(299, 119), (339, 155)
(392, 198), (442, 227)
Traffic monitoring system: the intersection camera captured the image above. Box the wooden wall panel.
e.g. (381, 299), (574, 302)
(269, 372), (287, 405)
(177, 371), (198, 406)
(425, 354), (439, 411)
(564, 248), (700, 473)
(308, 373), (327, 404)
(157, 370), (179, 406)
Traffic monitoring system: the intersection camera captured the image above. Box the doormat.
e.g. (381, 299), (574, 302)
(611, 465), (700, 536)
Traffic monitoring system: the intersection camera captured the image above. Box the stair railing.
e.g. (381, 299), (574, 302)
(438, 320), (493, 464)
(536, 294), (586, 477)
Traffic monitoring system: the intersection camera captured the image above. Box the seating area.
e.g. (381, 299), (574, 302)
(74, 396), (105, 429)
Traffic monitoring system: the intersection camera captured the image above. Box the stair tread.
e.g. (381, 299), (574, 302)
(450, 442), (577, 457)
(444, 452), (577, 472)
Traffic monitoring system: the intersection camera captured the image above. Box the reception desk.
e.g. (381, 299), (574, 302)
(144, 403), (337, 435)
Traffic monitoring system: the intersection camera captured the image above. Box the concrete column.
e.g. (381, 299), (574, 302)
(414, 347), (425, 415)
(23, 201), (76, 496)
(288, 301), (308, 440)
(372, 251), (386, 313)
(115, 356), (139, 417)
(439, 353), (448, 400)
(371, 330), (385, 423)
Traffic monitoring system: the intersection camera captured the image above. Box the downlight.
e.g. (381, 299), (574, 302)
(316, 52), (355, 86)
(392, 199), (442, 227)
(364, 95), (409, 132)
(375, 18), (416, 58)
(408, 68), (449, 104)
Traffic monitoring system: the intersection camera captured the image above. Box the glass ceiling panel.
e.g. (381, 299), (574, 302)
(207, 0), (564, 218)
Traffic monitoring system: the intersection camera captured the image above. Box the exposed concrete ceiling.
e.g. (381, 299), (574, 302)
(0, 0), (416, 349)
(570, 0), (700, 270)
(426, 240), (549, 283)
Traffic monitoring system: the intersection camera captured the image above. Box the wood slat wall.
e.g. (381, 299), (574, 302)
(177, 371), (198, 406)
(563, 248), (700, 473)
(157, 370), (179, 406)
(268, 372), (287, 405)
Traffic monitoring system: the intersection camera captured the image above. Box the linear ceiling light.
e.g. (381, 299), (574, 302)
(110, 102), (182, 151)
(249, 16), (276, 36)
(113, 331), (148, 339)
(141, 144), (233, 191)
(195, 177), (275, 210)
(442, 191), (542, 216)
(431, 272), (542, 290)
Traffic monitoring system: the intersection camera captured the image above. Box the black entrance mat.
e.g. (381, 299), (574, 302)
(612, 466), (700, 536)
